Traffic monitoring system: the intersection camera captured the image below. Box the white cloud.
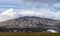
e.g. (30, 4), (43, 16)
(19, 9), (60, 20)
(0, 0), (60, 22)
(0, 8), (60, 22)
(19, 10), (37, 16)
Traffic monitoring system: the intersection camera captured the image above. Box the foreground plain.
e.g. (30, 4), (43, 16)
(0, 32), (60, 36)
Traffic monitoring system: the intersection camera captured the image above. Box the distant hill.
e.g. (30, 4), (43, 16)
(0, 16), (60, 29)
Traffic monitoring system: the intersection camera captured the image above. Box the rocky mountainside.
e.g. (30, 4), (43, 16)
(0, 16), (60, 29)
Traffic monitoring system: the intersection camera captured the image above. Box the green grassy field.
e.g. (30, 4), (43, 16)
(0, 32), (60, 36)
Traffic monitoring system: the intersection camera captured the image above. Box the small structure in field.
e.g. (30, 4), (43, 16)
(46, 26), (60, 33)
(47, 29), (59, 33)
(13, 30), (17, 32)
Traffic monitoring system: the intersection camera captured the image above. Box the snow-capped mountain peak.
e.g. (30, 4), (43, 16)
(1, 8), (13, 15)
(1, 8), (18, 17)
(0, 8), (20, 22)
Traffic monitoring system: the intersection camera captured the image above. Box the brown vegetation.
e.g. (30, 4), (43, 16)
(0, 32), (60, 36)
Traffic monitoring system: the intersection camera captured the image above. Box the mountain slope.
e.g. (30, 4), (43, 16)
(0, 16), (60, 28)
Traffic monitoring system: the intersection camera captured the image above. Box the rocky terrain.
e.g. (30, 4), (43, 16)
(0, 16), (60, 29)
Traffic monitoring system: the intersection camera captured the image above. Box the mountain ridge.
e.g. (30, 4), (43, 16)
(0, 16), (60, 28)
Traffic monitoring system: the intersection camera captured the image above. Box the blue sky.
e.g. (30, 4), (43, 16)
(0, 0), (60, 20)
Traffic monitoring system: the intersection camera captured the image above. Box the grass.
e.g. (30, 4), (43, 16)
(0, 32), (60, 36)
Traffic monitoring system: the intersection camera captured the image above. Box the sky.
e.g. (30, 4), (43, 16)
(0, 0), (60, 20)
(0, 0), (60, 10)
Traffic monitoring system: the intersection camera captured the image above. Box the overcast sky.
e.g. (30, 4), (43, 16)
(0, 0), (60, 20)
(0, 0), (60, 9)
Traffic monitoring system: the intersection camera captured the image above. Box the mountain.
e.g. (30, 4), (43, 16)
(0, 8), (20, 22)
(0, 16), (60, 29)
